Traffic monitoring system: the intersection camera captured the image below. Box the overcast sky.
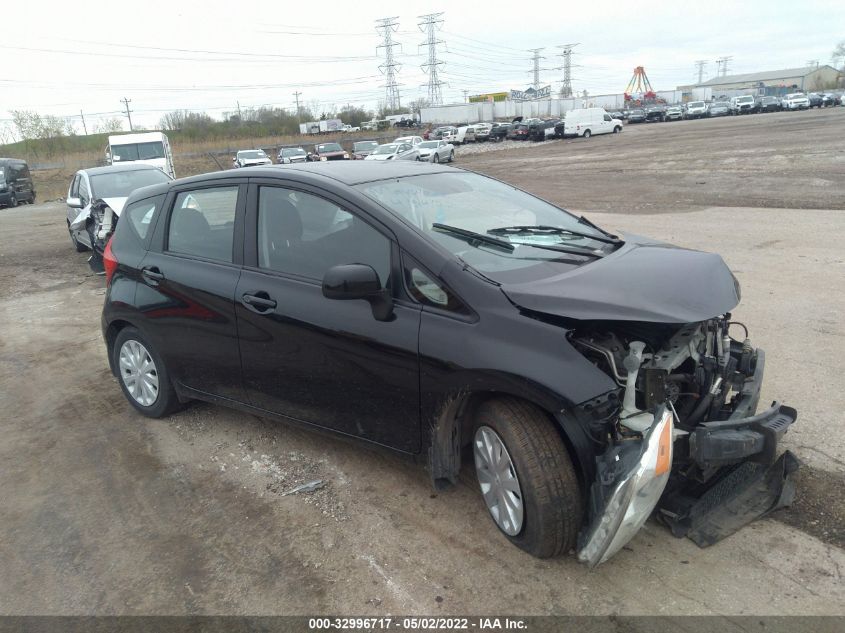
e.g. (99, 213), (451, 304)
(2, 0), (842, 132)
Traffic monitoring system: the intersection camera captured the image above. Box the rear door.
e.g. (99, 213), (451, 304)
(235, 179), (422, 452)
(137, 179), (247, 401)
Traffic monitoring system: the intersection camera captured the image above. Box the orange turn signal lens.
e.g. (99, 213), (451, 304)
(654, 413), (673, 476)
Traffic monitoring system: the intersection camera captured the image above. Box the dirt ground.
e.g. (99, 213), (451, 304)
(1, 108), (843, 615)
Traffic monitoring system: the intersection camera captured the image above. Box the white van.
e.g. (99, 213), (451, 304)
(562, 108), (622, 138)
(106, 132), (175, 178)
(454, 125), (477, 144)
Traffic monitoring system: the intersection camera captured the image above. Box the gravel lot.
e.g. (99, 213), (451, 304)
(1, 108), (843, 615)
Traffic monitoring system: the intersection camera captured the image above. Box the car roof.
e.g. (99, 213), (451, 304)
(79, 164), (165, 176)
(0, 158), (28, 165)
(173, 162), (459, 188)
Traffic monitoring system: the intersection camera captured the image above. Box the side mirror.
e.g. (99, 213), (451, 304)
(322, 264), (394, 321)
(67, 196), (83, 208)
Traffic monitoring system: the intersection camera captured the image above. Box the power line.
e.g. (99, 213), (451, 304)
(558, 44), (579, 98)
(120, 97), (133, 131)
(375, 17), (402, 110)
(418, 12), (445, 106)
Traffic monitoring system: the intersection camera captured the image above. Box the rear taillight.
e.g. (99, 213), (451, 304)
(103, 238), (118, 286)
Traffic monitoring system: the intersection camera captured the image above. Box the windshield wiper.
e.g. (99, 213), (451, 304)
(576, 216), (620, 241)
(515, 242), (604, 258)
(487, 224), (619, 245)
(432, 223), (515, 252)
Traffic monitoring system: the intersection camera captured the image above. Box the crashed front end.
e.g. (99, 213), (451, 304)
(569, 315), (798, 566)
(70, 198), (120, 272)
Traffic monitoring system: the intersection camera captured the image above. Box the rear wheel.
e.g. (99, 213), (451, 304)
(583, 129), (591, 138)
(113, 327), (182, 418)
(472, 398), (582, 558)
(613, 126), (621, 134)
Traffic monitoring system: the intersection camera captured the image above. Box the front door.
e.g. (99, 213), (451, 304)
(235, 182), (422, 452)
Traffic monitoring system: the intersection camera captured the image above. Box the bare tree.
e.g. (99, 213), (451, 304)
(833, 40), (845, 70)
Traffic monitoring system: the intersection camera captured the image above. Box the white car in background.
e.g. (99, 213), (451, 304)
(781, 93), (809, 110)
(453, 126), (476, 144)
(394, 135), (423, 146)
(233, 149), (272, 168)
(473, 123), (492, 141)
(684, 101), (708, 119)
(364, 142), (420, 161)
(416, 140), (455, 163)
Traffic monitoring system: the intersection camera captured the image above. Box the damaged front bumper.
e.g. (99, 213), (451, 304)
(576, 342), (798, 567)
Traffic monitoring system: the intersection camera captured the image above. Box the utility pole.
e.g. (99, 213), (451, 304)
(418, 12), (445, 106)
(694, 60), (706, 84)
(528, 48), (545, 90)
(462, 89), (469, 103)
(557, 43), (579, 98)
(237, 100), (242, 120)
(79, 110), (88, 135)
(292, 91), (302, 119)
(120, 97), (133, 131)
(375, 17), (402, 111)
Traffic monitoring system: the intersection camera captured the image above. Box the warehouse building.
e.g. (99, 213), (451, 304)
(679, 65), (841, 94)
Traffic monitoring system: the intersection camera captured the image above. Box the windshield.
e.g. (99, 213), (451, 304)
(90, 168), (171, 198)
(355, 172), (613, 277)
(354, 141), (378, 151)
(111, 141), (165, 162)
(317, 143), (342, 153)
(373, 144), (398, 155)
(238, 150), (266, 159)
(688, 102), (704, 108)
(281, 148), (305, 157)
(631, 109), (644, 115)
(418, 141), (439, 149)
(737, 96), (754, 103)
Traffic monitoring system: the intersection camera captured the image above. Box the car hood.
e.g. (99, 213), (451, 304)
(500, 234), (740, 323)
(366, 153), (395, 160)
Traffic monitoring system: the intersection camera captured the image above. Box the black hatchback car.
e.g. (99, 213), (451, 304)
(101, 163), (798, 566)
(0, 158), (36, 207)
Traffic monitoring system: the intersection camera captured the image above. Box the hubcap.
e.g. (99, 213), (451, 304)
(473, 426), (524, 536)
(119, 340), (159, 407)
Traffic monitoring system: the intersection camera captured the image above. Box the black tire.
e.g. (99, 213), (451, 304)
(613, 126), (621, 134)
(433, 153), (440, 163)
(448, 151), (454, 162)
(68, 221), (88, 252)
(28, 193), (36, 204)
(472, 398), (583, 558)
(7, 192), (17, 208)
(113, 326), (182, 418)
(583, 129), (591, 138)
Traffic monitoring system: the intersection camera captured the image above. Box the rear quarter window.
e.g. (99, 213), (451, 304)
(123, 195), (165, 241)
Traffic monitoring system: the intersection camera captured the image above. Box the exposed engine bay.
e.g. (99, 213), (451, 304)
(569, 315), (798, 566)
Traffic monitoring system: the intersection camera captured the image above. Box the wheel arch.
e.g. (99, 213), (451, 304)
(427, 389), (590, 500)
(104, 319), (136, 375)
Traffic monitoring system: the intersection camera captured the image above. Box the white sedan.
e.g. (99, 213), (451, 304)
(416, 140), (455, 163)
(364, 142), (421, 161)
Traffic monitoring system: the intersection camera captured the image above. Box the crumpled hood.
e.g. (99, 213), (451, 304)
(501, 234), (740, 323)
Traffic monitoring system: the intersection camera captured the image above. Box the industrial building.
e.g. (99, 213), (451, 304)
(679, 65), (841, 93)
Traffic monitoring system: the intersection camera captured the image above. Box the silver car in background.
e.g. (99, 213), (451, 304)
(277, 147), (308, 164)
(364, 142), (420, 161)
(416, 140), (455, 163)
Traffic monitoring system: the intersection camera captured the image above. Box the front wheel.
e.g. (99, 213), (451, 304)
(433, 153), (440, 163)
(7, 193), (17, 208)
(472, 398), (582, 558)
(113, 327), (182, 418)
(613, 126), (621, 134)
(448, 151), (454, 162)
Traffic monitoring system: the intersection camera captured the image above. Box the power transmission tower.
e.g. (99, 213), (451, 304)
(528, 48), (545, 90)
(120, 97), (133, 131)
(694, 60), (707, 84)
(716, 56), (732, 77)
(805, 59), (819, 69)
(418, 12), (445, 106)
(293, 91), (302, 119)
(557, 43), (579, 98)
(375, 17), (402, 110)
(462, 89), (469, 102)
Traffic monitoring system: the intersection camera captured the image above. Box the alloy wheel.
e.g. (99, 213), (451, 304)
(119, 339), (159, 407)
(474, 425), (524, 536)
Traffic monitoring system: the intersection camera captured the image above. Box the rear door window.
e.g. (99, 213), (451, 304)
(123, 195), (164, 241)
(168, 186), (238, 262)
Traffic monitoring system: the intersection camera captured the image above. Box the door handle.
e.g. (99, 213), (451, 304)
(141, 267), (165, 284)
(242, 292), (277, 313)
